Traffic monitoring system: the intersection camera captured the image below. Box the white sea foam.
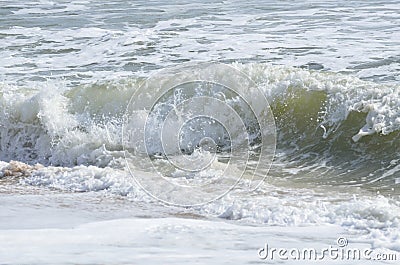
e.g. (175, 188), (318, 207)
(1, 159), (394, 251)
(1, 0), (399, 84)
(0, 216), (360, 265)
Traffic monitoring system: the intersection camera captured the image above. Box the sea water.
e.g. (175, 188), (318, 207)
(0, 0), (400, 264)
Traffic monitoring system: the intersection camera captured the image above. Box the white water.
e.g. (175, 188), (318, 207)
(1, 0), (399, 85)
(1, 64), (399, 166)
(1, 0), (400, 264)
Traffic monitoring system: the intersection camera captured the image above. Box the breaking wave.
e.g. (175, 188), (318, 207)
(1, 64), (398, 190)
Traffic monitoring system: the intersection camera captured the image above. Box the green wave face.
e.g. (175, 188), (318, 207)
(270, 88), (399, 194)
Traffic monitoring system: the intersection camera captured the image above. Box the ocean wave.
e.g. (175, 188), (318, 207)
(0, 63), (399, 191)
